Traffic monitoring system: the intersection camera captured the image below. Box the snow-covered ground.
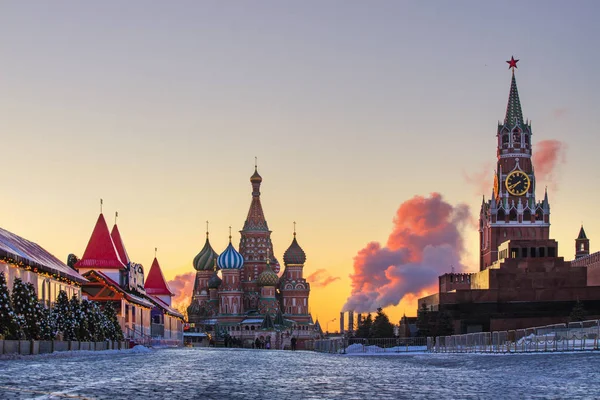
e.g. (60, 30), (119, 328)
(1, 347), (599, 399)
(344, 343), (428, 354)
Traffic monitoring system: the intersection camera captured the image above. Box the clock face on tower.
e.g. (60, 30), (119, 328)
(505, 170), (530, 196)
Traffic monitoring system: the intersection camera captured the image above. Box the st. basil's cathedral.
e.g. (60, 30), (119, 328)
(186, 167), (320, 349)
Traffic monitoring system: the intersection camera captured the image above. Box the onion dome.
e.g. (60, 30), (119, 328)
(250, 166), (262, 183)
(187, 301), (201, 315)
(283, 233), (306, 265)
(208, 270), (222, 289)
(193, 235), (219, 271)
(218, 239), (244, 270)
(258, 257), (279, 287)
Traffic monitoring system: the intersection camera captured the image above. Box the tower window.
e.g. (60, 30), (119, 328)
(580, 243), (585, 251)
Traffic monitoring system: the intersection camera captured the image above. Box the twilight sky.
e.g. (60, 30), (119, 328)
(1, 1), (599, 327)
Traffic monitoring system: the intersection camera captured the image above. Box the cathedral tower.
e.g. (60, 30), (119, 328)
(217, 234), (244, 315)
(279, 229), (310, 323)
(479, 57), (551, 270)
(238, 165), (280, 311)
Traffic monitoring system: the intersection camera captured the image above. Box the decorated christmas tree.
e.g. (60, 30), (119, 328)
(11, 278), (30, 339)
(52, 290), (74, 340)
(39, 306), (56, 340)
(88, 301), (106, 341)
(103, 301), (124, 341)
(71, 295), (88, 341)
(23, 282), (43, 340)
(0, 272), (19, 339)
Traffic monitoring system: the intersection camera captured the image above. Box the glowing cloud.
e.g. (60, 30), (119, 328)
(343, 193), (470, 313)
(306, 268), (341, 288)
(167, 272), (195, 309)
(532, 140), (567, 185)
(463, 162), (494, 197)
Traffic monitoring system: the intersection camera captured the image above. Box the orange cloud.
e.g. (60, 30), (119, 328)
(463, 162), (494, 197)
(344, 193), (470, 313)
(306, 268), (341, 288)
(167, 272), (195, 309)
(532, 139), (567, 187)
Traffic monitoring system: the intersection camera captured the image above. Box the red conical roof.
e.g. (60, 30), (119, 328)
(111, 224), (130, 265)
(75, 214), (126, 269)
(145, 257), (174, 296)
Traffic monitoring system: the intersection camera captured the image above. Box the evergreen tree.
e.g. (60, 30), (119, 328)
(70, 295), (88, 341)
(53, 290), (74, 340)
(22, 282), (43, 340)
(371, 307), (395, 338)
(435, 311), (454, 337)
(103, 301), (124, 341)
(39, 306), (56, 340)
(87, 301), (106, 341)
(0, 272), (18, 339)
(355, 313), (373, 338)
(11, 278), (30, 339)
(416, 303), (431, 337)
(570, 300), (586, 322)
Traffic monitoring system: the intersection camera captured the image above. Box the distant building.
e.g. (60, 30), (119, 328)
(187, 167), (320, 349)
(74, 213), (183, 345)
(571, 226), (600, 285)
(398, 315), (418, 338)
(417, 61), (600, 333)
(0, 226), (86, 304)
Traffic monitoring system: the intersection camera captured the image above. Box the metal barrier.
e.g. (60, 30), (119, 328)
(311, 337), (428, 354)
(430, 319), (600, 353)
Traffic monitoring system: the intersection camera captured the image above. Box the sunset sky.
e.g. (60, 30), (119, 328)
(1, 1), (599, 329)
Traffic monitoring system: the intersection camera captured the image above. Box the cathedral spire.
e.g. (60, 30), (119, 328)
(504, 57), (524, 126)
(243, 165), (269, 231)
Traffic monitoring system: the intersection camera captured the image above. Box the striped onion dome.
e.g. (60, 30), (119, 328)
(217, 241), (244, 270)
(258, 264), (279, 287)
(194, 237), (219, 271)
(208, 270), (222, 289)
(283, 234), (306, 265)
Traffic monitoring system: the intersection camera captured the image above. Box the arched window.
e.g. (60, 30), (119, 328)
(536, 209), (544, 221)
(523, 210), (532, 222)
(509, 209), (518, 221)
(497, 209), (506, 222)
(502, 134), (509, 148)
(580, 243), (585, 251)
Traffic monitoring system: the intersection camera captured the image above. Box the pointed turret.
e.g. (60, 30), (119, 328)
(243, 166), (269, 231)
(75, 213), (126, 270)
(145, 257), (174, 297)
(575, 225), (590, 260)
(111, 223), (130, 266)
(504, 70), (524, 126)
(578, 226), (588, 240)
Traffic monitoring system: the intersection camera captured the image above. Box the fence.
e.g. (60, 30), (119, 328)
(0, 340), (129, 356)
(311, 337), (428, 354)
(430, 319), (600, 353)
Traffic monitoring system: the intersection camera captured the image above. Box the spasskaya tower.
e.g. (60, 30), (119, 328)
(479, 57), (551, 270)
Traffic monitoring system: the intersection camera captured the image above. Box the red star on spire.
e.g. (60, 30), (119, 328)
(507, 56), (519, 70)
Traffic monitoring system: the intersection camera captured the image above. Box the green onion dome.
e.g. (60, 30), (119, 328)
(193, 237), (219, 271)
(258, 264), (279, 287)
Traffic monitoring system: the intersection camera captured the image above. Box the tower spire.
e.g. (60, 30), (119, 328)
(244, 164), (268, 231)
(504, 57), (524, 126)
